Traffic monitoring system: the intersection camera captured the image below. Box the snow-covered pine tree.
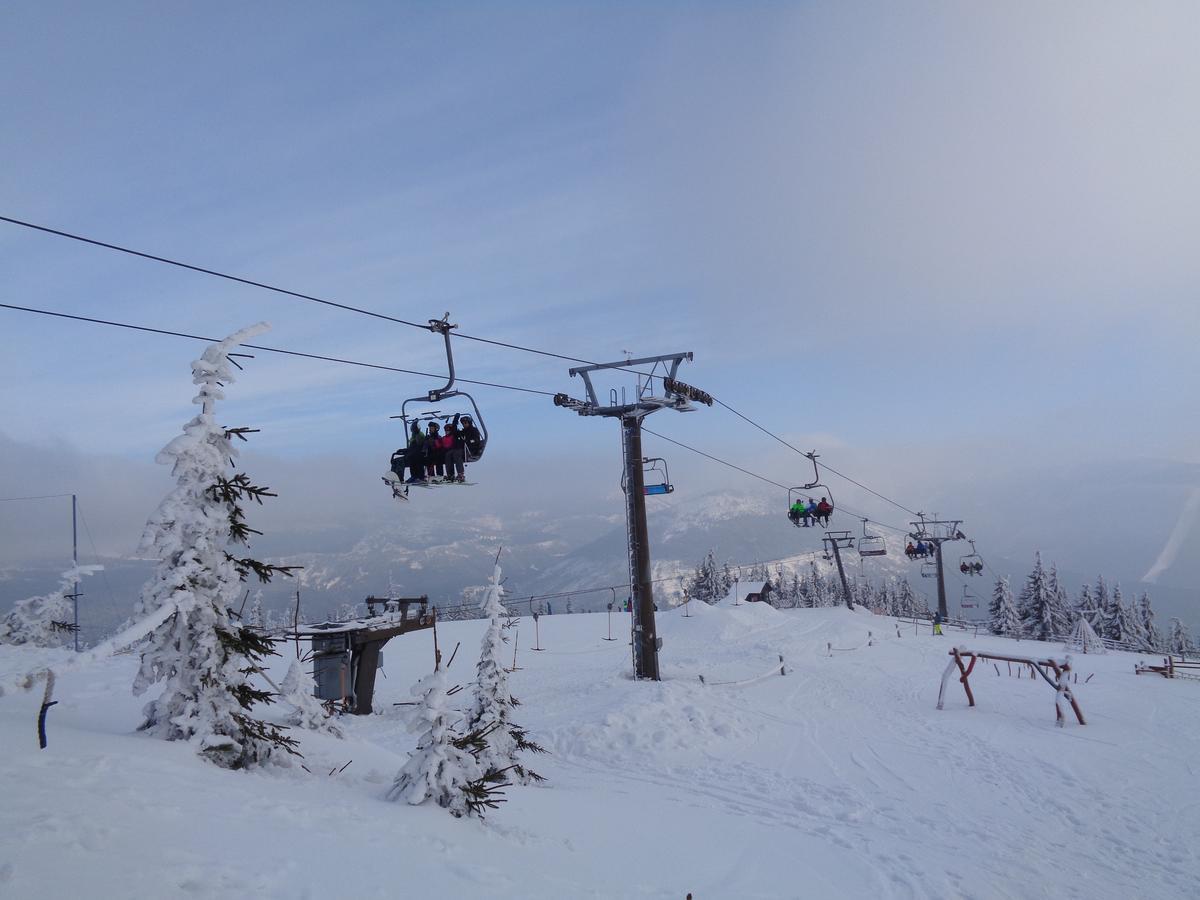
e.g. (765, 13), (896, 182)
(895, 579), (920, 618)
(388, 668), (501, 817)
(987, 576), (1022, 637)
(1093, 576), (1110, 630)
(1018, 552), (1069, 641)
(1167, 618), (1193, 655)
(1097, 582), (1138, 645)
(685, 551), (721, 605)
(131, 323), (300, 770)
(1047, 564), (1073, 634)
(466, 559), (545, 785)
(0, 564), (102, 647)
(1135, 593), (1161, 651)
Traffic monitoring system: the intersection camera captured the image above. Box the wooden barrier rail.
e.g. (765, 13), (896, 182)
(937, 647), (1086, 727)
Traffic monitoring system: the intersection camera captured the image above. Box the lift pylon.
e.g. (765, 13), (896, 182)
(555, 352), (712, 680)
(822, 531), (856, 610)
(909, 514), (965, 620)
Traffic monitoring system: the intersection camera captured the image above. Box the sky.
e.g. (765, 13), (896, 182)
(1, 2), (1198, 603)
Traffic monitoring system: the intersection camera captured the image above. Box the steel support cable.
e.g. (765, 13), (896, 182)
(641, 427), (912, 535)
(0, 302), (557, 397)
(713, 397), (921, 518)
(0, 214), (663, 379)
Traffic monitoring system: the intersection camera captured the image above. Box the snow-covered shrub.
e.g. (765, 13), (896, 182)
(280, 659), (343, 738)
(389, 668), (505, 817)
(0, 564), (102, 647)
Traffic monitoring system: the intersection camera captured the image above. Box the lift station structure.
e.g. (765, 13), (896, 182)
(555, 352), (712, 680)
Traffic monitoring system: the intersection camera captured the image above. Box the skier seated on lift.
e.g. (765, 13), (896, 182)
(459, 415), (483, 462)
(443, 416), (465, 483)
(425, 421), (447, 481)
(915, 540), (929, 558)
(405, 421), (429, 484)
(805, 498), (819, 524)
(789, 499), (808, 526)
(815, 497), (833, 526)
(905, 542), (917, 559)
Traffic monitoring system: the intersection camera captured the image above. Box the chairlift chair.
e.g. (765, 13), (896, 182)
(384, 315), (488, 496)
(959, 540), (984, 576)
(858, 518), (887, 557)
(786, 452), (835, 527)
(921, 559), (938, 579)
(641, 457), (674, 496)
(960, 584), (979, 610)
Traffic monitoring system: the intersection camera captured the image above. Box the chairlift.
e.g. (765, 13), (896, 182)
(858, 518), (887, 557)
(921, 559), (938, 579)
(960, 584), (979, 610)
(641, 457), (674, 496)
(786, 452), (835, 527)
(621, 457), (675, 496)
(382, 315), (488, 498)
(958, 540), (984, 576)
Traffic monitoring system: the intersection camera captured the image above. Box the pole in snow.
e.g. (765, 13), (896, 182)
(554, 352), (711, 680)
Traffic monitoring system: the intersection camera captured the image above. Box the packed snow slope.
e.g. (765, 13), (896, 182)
(1, 604), (1196, 899)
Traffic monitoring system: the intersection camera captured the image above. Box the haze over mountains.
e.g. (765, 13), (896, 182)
(5, 467), (1198, 645)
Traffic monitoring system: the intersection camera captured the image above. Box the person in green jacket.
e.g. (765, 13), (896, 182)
(789, 499), (808, 526)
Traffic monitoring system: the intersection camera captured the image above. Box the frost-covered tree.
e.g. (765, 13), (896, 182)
(388, 668), (503, 817)
(685, 551), (728, 605)
(1167, 618), (1194, 655)
(1097, 583), (1138, 645)
(988, 576), (1022, 637)
(0, 564), (102, 647)
(1134, 593), (1161, 651)
(1019, 553), (1070, 640)
(466, 559), (546, 785)
(131, 324), (299, 770)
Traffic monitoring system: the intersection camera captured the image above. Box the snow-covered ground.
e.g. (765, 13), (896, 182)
(1, 603), (1196, 899)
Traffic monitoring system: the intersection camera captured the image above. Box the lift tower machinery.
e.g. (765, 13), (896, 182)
(909, 515), (965, 620)
(554, 353), (712, 680)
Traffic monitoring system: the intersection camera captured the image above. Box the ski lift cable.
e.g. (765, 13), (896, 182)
(9, 303), (930, 540)
(641, 427), (911, 535)
(0, 214), (664, 381)
(713, 398), (921, 518)
(0, 302), (558, 397)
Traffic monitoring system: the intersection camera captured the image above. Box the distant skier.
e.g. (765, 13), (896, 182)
(905, 542), (917, 560)
(933, 610), (944, 636)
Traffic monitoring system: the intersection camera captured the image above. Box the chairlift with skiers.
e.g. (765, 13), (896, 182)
(786, 452), (835, 528)
(959, 540), (984, 576)
(382, 315), (488, 500)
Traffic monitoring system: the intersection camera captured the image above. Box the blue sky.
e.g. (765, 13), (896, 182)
(2, 2), (1199, 592)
